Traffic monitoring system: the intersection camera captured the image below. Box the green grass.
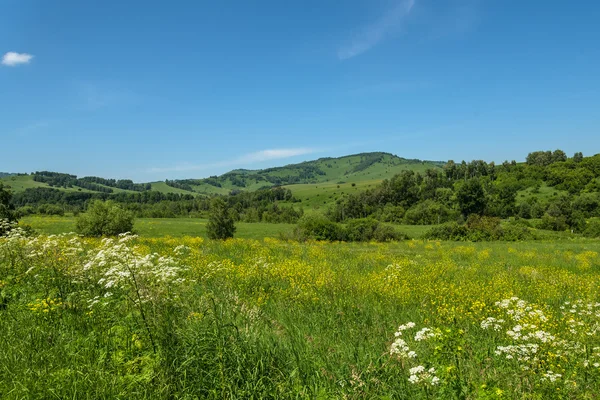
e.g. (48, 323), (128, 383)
(517, 183), (566, 204)
(20, 215), (295, 239)
(0, 174), (98, 193)
(1, 233), (599, 398)
(185, 153), (444, 196)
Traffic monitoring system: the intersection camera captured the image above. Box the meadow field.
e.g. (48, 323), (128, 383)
(19, 215), (435, 240)
(1, 223), (599, 399)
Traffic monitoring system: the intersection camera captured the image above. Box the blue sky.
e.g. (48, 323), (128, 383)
(2, 0), (599, 181)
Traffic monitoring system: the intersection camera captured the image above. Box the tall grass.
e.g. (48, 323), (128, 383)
(1, 225), (599, 398)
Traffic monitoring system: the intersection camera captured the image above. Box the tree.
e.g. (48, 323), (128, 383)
(0, 183), (17, 235)
(76, 200), (135, 237)
(206, 198), (236, 240)
(456, 179), (486, 217)
(573, 152), (584, 163)
(552, 149), (567, 163)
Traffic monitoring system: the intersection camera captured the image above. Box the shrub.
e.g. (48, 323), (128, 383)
(345, 218), (379, 242)
(583, 220), (600, 238)
(422, 222), (469, 241)
(373, 224), (406, 242)
(423, 216), (535, 242)
(206, 198), (236, 240)
(0, 183), (17, 236)
(76, 200), (135, 237)
(297, 214), (343, 241)
(404, 200), (456, 225)
(539, 213), (568, 232)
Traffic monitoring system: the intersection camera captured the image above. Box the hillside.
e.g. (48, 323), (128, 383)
(0, 152), (445, 197)
(164, 152), (445, 195)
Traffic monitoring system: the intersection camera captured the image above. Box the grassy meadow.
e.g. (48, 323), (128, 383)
(20, 215), (435, 240)
(1, 224), (600, 398)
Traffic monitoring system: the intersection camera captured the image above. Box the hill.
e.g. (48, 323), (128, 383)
(164, 152), (445, 196)
(0, 152), (444, 198)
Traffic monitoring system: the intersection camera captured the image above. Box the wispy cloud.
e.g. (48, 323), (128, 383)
(338, 0), (415, 60)
(149, 148), (319, 174)
(2, 52), (34, 66)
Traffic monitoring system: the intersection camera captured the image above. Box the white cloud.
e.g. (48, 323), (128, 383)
(149, 148), (319, 174)
(338, 0), (415, 60)
(2, 52), (34, 66)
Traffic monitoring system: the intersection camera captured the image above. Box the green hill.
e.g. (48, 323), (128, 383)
(0, 153), (444, 199)
(164, 152), (445, 195)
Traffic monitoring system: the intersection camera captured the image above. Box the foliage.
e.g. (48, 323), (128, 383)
(423, 216), (535, 241)
(2, 234), (600, 397)
(206, 198), (236, 240)
(296, 214), (344, 241)
(583, 219), (600, 238)
(404, 200), (456, 225)
(0, 183), (17, 235)
(456, 179), (487, 216)
(76, 200), (135, 237)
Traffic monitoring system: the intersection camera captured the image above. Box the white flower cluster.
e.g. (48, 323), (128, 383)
(495, 297), (548, 322)
(495, 343), (539, 361)
(541, 370), (562, 383)
(484, 296), (600, 384)
(390, 322), (417, 357)
(414, 327), (437, 342)
(390, 322), (439, 386)
(173, 244), (191, 257)
(408, 366), (439, 385)
(480, 317), (505, 331)
(83, 235), (185, 306)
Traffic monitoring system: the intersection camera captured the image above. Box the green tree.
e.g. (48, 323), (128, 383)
(456, 179), (487, 217)
(0, 183), (17, 235)
(76, 200), (135, 237)
(206, 198), (236, 240)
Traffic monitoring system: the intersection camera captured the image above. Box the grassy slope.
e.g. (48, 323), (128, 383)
(180, 153), (445, 195)
(1, 153), (444, 201)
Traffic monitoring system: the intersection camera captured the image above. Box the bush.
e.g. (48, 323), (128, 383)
(0, 183), (17, 236)
(423, 216), (535, 242)
(583, 220), (600, 238)
(422, 222), (469, 241)
(345, 218), (379, 242)
(404, 200), (456, 225)
(465, 215), (502, 241)
(373, 224), (406, 242)
(297, 214), (343, 241)
(539, 213), (568, 232)
(206, 198), (236, 240)
(76, 200), (135, 237)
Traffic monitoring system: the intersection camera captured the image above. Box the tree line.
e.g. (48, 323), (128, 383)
(32, 171), (152, 192)
(327, 150), (600, 234)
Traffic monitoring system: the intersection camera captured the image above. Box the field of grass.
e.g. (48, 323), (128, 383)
(20, 215), (296, 240)
(0, 174), (98, 193)
(517, 184), (566, 204)
(1, 230), (599, 398)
